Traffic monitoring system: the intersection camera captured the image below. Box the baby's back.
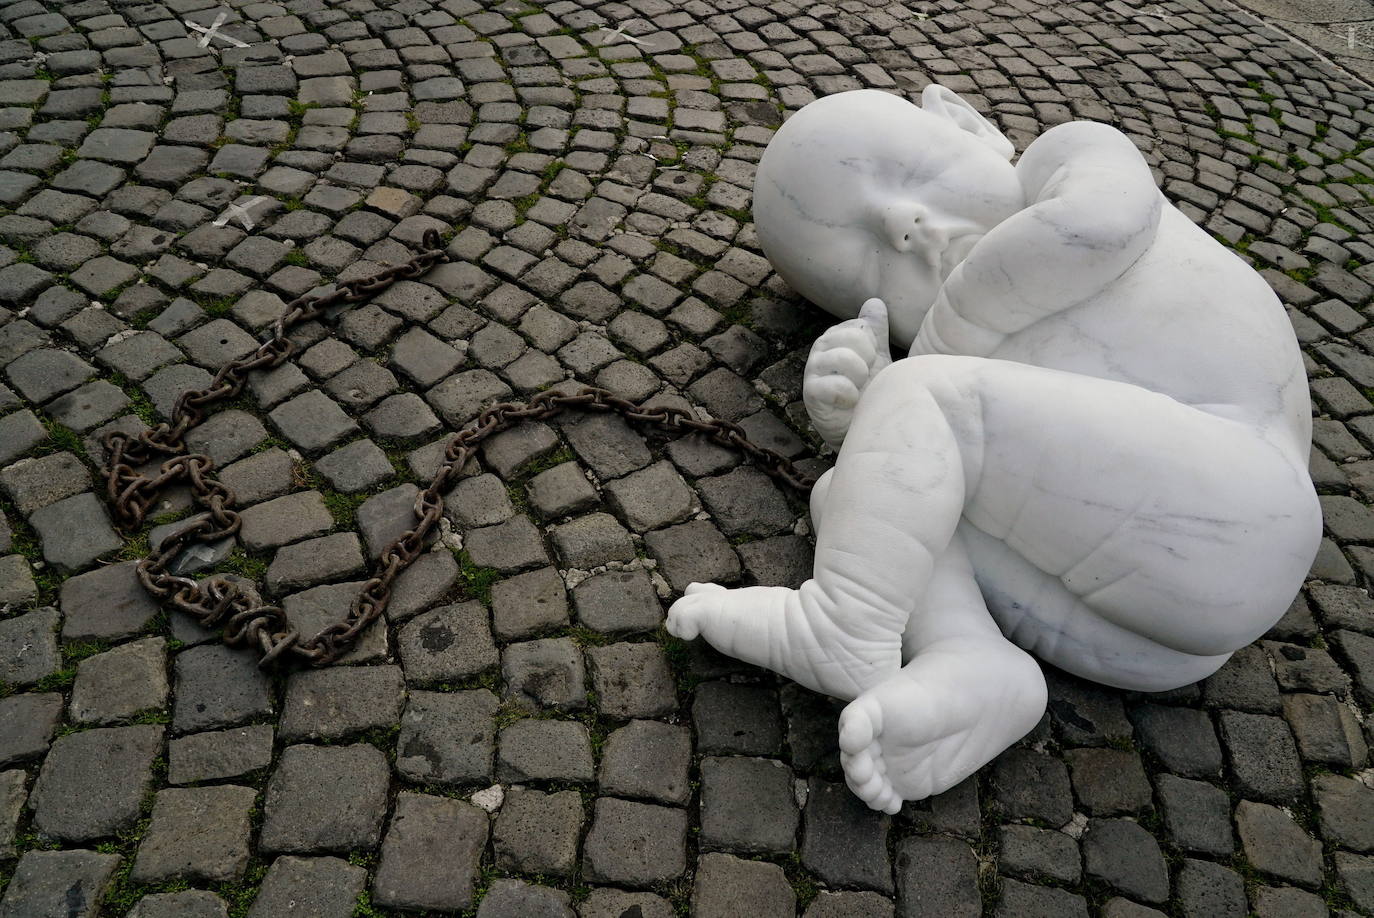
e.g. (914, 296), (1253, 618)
(986, 202), (1311, 459)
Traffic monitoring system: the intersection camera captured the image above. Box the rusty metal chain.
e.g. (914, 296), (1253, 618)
(102, 228), (816, 669)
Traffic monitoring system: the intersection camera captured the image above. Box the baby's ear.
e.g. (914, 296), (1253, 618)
(920, 84), (1015, 160)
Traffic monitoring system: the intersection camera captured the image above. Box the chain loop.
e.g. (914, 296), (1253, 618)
(102, 228), (816, 668)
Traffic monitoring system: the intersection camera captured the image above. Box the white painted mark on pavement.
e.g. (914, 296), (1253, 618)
(213, 196), (268, 230)
(187, 10), (250, 49)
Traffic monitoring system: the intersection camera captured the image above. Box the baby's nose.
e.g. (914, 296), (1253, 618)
(881, 200), (940, 255)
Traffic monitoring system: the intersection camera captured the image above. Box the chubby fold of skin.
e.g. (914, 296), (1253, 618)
(666, 85), (1322, 814)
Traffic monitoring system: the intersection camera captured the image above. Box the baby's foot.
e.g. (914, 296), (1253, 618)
(839, 636), (1047, 813)
(666, 581), (903, 701)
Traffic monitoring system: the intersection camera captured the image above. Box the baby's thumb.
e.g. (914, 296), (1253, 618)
(858, 297), (890, 345)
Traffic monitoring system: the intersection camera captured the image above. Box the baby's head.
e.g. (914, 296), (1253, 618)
(754, 86), (1024, 346)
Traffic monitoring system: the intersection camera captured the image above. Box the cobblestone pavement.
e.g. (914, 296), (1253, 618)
(0, 0), (1373, 914)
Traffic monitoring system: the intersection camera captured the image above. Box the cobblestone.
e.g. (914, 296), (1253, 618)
(260, 743), (389, 854)
(1, 0), (1372, 911)
(29, 725), (162, 842)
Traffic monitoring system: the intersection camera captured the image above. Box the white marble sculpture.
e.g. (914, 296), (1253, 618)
(665, 86), (1322, 813)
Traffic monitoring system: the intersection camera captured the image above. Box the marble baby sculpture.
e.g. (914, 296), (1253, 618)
(665, 85), (1322, 814)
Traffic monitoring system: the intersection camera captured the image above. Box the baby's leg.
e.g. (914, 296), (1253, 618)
(841, 530), (1048, 813)
(667, 363), (972, 700)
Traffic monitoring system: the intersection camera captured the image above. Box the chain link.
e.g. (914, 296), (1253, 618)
(102, 229), (816, 668)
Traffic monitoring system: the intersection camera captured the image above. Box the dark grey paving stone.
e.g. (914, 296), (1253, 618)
(279, 665), (405, 742)
(69, 637), (168, 725)
(691, 852), (794, 918)
(693, 681), (783, 756)
(1176, 858), (1247, 918)
(396, 689), (498, 786)
(491, 566), (568, 640)
(804, 890), (896, 918)
(1129, 703), (1223, 778)
(1082, 818), (1170, 904)
(168, 724), (274, 785)
(1, 770), (25, 857)
(644, 520), (741, 591)
(700, 755), (798, 855)
(445, 473), (515, 529)
(801, 777), (893, 893)
(571, 568), (662, 634)
(582, 797), (688, 887)
(219, 449), (295, 506)
(59, 560), (160, 643)
(893, 836), (980, 918)
(314, 439), (394, 493)
(526, 462), (599, 521)
(578, 888), (675, 918)
(1203, 645), (1282, 713)
(994, 879), (1089, 918)
(29, 724), (163, 842)
(29, 492), (122, 572)
(281, 581), (388, 665)
(0, 693), (62, 767)
(1218, 710), (1304, 803)
(181, 409), (266, 467)
(373, 793), (488, 911)
(131, 785), (257, 884)
(0, 410), (46, 465)
(268, 389), (360, 453)
(603, 459), (698, 532)
(0, 849), (121, 918)
(697, 467), (795, 538)
(354, 483), (424, 560)
(127, 890), (230, 918)
(5, 347), (94, 403)
(1237, 799), (1324, 888)
(1335, 851), (1374, 913)
(245, 855), (366, 918)
(586, 641), (677, 718)
(260, 744), (390, 854)
(387, 549), (460, 622)
(1283, 692), (1368, 768)
(737, 534), (812, 589)
(989, 748), (1073, 827)
(238, 489), (334, 551)
(0, 452), (90, 514)
(0, 556), (24, 606)
(173, 644), (273, 734)
(559, 413), (652, 480)
(996, 824), (1081, 883)
(1064, 747), (1152, 815)
(1156, 773), (1234, 856)
(502, 637), (586, 711)
(493, 787), (583, 878)
(550, 512), (635, 569)
(397, 601), (498, 685)
(1250, 886), (1330, 918)
(475, 879), (574, 918)
(1313, 773), (1374, 851)
(465, 516), (550, 572)
(598, 719), (692, 805)
(0, 607), (58, 687)
(265, 531), (366, 594)
(496, 719), (595, 783)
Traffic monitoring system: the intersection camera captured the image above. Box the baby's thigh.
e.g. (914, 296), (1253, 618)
(942, 364), (1320, 656)
(960, 524), (1232, 691)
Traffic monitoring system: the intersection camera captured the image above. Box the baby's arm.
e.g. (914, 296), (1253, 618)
(913, 121), (1163, 358)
